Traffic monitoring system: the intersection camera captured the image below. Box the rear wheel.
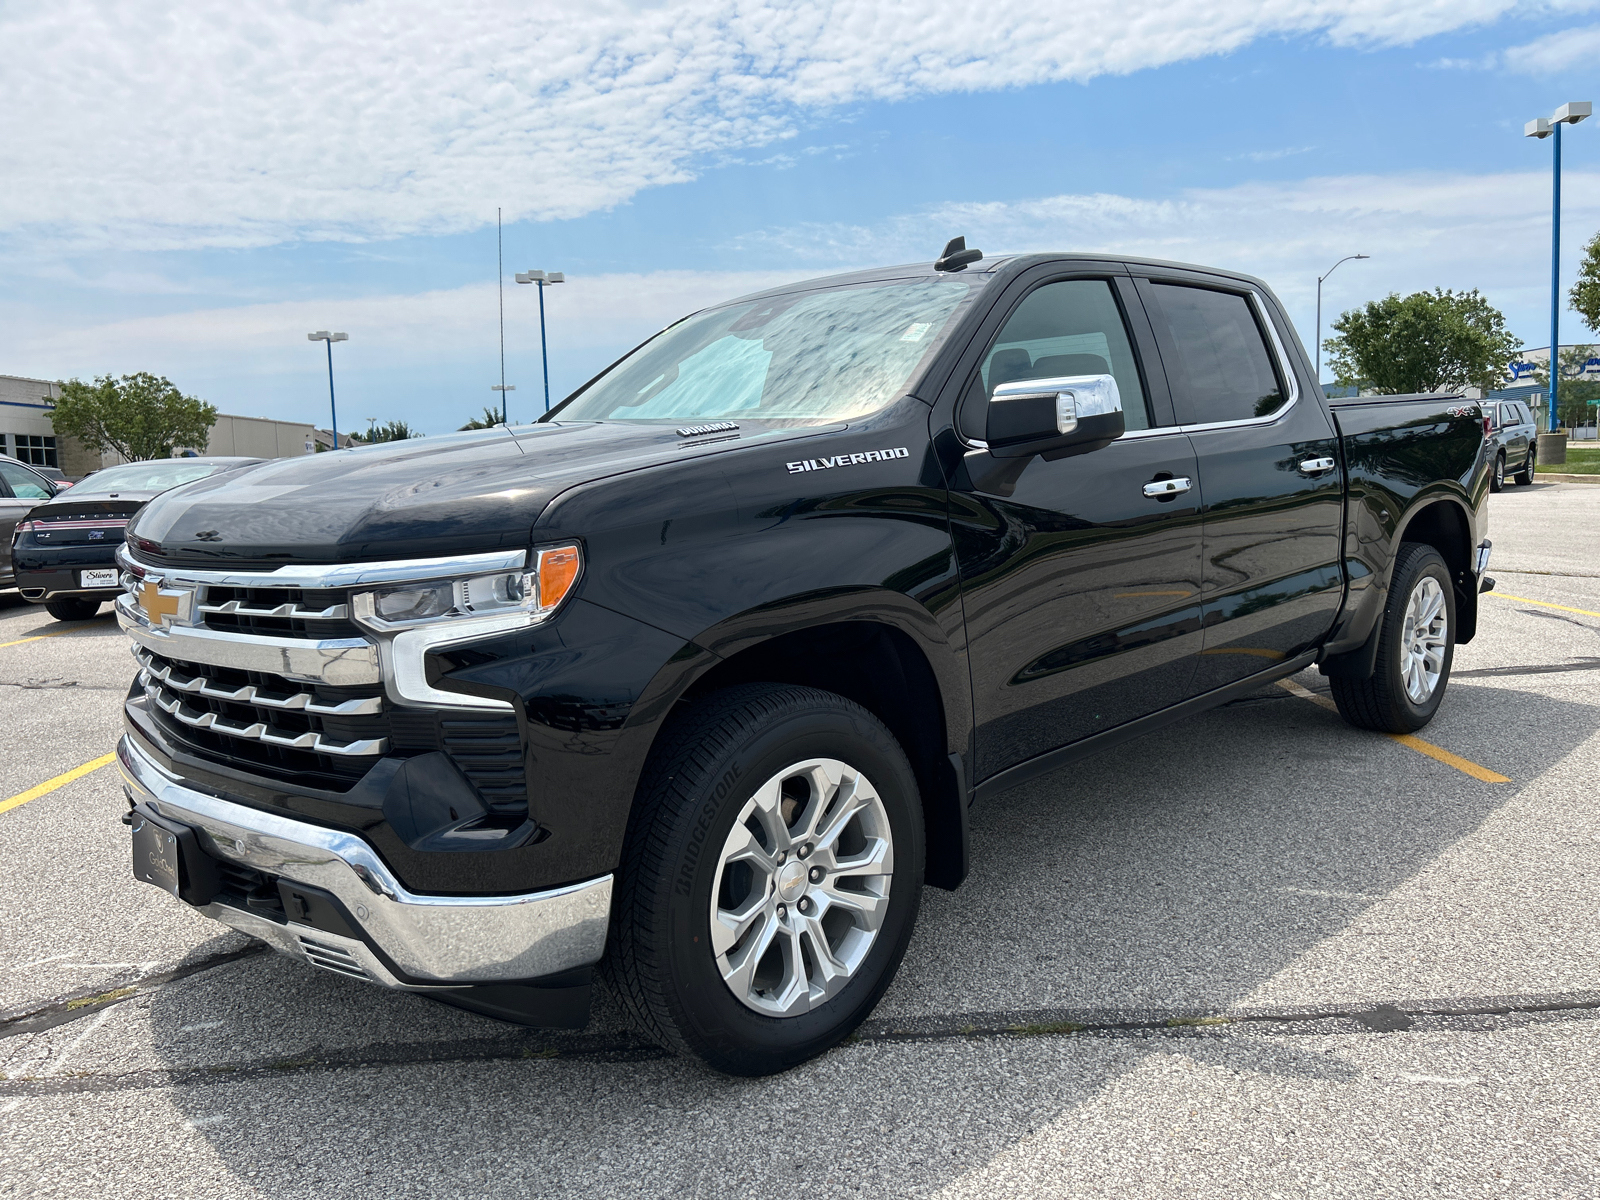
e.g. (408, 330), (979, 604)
(1513, 445), (1535, 485)
(43, 596), (102, 622)
(1489, 452), (1506, 492)
(601, 683), (924, 1075)
(1330, 543), (1455, 733)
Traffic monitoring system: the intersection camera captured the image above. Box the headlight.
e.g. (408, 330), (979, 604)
(355, 543), (582, 632)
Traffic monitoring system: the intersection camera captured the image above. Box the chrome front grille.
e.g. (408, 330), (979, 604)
(142, 675), (389, 757)
(135, 647), (382, 716)
(117, 546), (531, 814)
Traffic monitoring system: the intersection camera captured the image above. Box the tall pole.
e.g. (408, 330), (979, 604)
(1314, 254), (1367, 389)
(325, 339), (338, 450)
(538, 281), (551, 413)
(497, 208), (507, 424)
(1549, 121), (1562, 433)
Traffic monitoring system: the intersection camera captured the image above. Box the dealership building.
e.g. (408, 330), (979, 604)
(1, 373), (321, 478)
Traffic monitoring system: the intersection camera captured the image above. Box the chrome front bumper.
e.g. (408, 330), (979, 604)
(117, 734), (612, 990)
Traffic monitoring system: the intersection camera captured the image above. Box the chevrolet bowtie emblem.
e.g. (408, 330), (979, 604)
(137, 581), (182, 624)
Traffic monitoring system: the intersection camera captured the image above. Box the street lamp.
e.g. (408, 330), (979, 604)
(1526, 100), (1591, 433)
(491, 383), (515, 425)
(515, 270), (566, 412)
(1315, 255), (1368, 388)
(307, 331), (349, 450)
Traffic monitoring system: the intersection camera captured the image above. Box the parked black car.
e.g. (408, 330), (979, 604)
(13, 457), (262, 620)
(1485, 398), (1537, 490)
(114, 247), (1493, 1075)
(0, 456), (60, 591)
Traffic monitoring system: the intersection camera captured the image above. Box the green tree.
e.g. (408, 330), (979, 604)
(1529, 343), (1600, 428)
(1572, 230), (1600, 336)
(50, 373), (218, 461)
(1324, 289), (1522, 395)
(458, 406), (504, 431)
(363, 419), (423, 443)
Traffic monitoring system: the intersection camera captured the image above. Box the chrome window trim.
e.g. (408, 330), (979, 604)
(1168, 289), (1303, 436)
(116, 545), (528, 589)
(120, 735), (613, 985)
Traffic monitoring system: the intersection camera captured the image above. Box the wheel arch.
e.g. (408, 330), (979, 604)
(619, 595), (972, 890)
(1393, 495), (1478, 644)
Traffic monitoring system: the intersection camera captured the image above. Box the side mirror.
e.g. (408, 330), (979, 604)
(986, 374), (1125, 458)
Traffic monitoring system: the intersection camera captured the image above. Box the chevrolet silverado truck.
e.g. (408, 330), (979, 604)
(116, 243), (1493, 1075)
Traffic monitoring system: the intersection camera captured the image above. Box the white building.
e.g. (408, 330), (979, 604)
(0, 373), (317, 478)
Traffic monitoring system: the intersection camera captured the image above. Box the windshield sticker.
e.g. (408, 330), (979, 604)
(786, 447), (910, 474)
(899, 322), (932, 342)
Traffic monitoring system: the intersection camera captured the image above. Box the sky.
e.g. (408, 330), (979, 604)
(2, 0), (1598, 436)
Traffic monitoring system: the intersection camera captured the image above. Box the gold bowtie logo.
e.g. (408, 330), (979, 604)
(137, 581), (181, 624)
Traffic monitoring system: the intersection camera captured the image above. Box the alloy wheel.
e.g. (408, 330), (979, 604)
(1400, 576), (1448, 704)
(708, 758), (893, 1017)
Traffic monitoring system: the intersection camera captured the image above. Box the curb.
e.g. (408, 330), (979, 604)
(1533, 472), (1600, 483)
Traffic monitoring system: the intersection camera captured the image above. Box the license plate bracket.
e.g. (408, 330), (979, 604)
(80, 568), (118, 589)
(130, 804), (219, 905)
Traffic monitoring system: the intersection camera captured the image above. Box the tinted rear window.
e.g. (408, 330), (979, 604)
(1150, 283), (1286, 425)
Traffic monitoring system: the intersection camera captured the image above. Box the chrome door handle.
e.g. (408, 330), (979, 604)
(1142, 477), (1192, 498)
(1298, 457), (1336, 476)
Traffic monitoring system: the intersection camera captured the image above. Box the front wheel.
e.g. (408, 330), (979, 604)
(1513, 445), (1535, 485)
(43, 596), (102, 622)
(601, 683), (925, 1075)
(1330, 543), (1455, 733)
(1489, 452), (1506, 492)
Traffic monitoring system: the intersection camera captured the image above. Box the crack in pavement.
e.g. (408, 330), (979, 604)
(5, 987), (1600, 1098)
(0, 944), (269, 1041)
(1454, 658), (1600, 678)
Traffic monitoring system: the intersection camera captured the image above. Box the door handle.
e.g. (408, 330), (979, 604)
(1298, 457), (1336, 476)
(1142, 477), (1192, 498)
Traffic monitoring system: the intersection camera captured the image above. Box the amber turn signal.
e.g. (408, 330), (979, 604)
(536, 544), (582, 612)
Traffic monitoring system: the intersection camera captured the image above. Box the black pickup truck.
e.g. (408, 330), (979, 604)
(116, 245), (1492, 1075)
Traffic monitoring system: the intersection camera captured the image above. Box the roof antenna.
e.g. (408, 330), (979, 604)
(934, 236), (982, 272)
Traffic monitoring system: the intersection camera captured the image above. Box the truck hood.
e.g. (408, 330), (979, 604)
(127, 420), (834, 567)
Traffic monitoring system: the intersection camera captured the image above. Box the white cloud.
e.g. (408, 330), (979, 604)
(10, 167), (1595, 433)
(6, 269), (804, 378)
(1503, 22), (1600, 72)
(730, 167), (1600, 345)
(0, 0), (1568, 250)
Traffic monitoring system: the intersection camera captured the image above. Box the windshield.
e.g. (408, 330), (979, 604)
(553, 276), (983, 424)
(79, 461), (233, 493)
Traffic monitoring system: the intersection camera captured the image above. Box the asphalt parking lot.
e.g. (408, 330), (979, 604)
(2, 482), (1598, 1199)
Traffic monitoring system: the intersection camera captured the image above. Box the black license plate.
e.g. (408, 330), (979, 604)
(130, 805), (218, 903)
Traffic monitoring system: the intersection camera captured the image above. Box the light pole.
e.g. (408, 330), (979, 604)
(1315, 254), (1368, 389)
(307, 331), (348, 449)
(515, 270), (566, 412)
(491, 383), (514, 425)
(1526, 101), (1591, 433)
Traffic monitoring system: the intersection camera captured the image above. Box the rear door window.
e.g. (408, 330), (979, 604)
(1148, 283), (1287, 425)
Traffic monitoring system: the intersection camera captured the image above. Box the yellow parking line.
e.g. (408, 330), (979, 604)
(1486, 592), (1600, 620)
(0, 754), (118, 816)
(1275, 679), (1510, 783)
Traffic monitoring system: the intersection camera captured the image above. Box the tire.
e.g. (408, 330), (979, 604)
(1330, 543), (1455, 734)
(600, 683), (925, 1076)
(1489, 452), (1505, 492)
(44, 596), (102, 622)
(1513, 445), (1535, 485)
